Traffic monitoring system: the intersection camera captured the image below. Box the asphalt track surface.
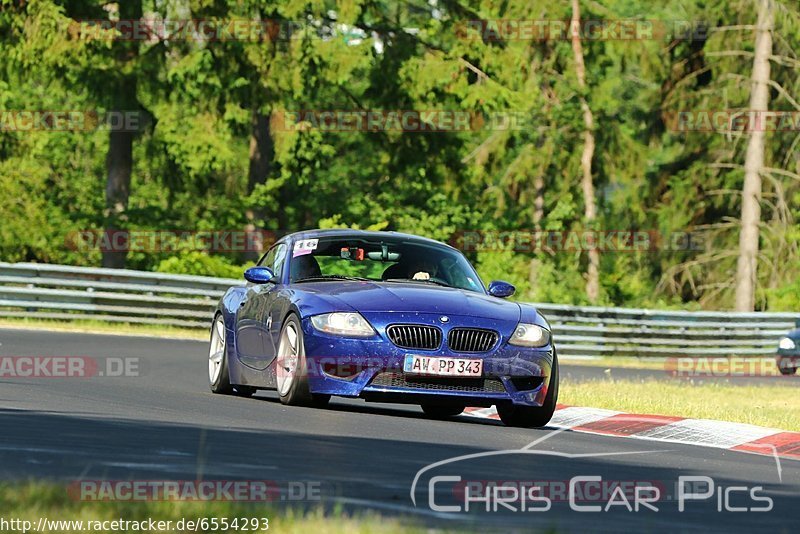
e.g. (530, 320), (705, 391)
(1, 328), (798, 533)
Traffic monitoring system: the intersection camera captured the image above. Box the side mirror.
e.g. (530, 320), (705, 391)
(244, 266), (274, 284)
(488, 280), (515, 298)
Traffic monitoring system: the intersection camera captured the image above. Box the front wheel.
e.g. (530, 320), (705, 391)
(209, 314), (259, 397)
(275, 314), (330, 407)
(497, 352), (559, 428)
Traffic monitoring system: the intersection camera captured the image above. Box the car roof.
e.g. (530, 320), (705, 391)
(279, 229), (456, 250)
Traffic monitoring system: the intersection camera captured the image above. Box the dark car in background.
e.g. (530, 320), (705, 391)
(777, 325), (800, 375)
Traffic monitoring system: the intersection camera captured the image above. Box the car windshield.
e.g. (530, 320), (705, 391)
(288, 236), (484, 293)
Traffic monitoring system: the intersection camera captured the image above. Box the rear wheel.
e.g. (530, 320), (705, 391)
(497, 352), (559, 428)
(778, 358), (797, 376)
(276, 314), (330, 407)
(421, 403), (465, 419)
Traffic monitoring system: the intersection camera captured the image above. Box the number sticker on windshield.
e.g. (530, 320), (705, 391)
(293, 239), (318, 257)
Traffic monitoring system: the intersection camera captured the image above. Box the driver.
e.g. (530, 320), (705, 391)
(407, 258), (438, 281)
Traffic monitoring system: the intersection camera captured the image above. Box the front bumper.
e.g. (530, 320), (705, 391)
(300, 314), (554, 407)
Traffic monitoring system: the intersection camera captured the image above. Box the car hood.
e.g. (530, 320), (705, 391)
(293, 281), (521, 322)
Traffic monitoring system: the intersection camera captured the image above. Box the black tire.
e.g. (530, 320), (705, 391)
(497, 351), (559, 428)
(277, 314), (331, 408)
(209, 314), (260, 397)
(421, 403), (465, 419)
(209, 314), (235, 395)
(778, 358), (797, 376)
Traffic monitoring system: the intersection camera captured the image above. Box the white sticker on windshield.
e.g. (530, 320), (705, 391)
(293, 239), (318, 257)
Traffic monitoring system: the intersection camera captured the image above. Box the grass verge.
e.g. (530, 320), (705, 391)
(560, 378), (800, 431)
(0, 318), (207, 341)
(1, 482), (422, 533)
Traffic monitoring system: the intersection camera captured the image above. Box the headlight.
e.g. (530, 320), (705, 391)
(509, 323), (550, 348)
(779, 337), (796, 350)
(310, 312), (375, 337)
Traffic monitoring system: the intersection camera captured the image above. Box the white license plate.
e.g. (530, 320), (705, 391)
(403, 354), (483, 377)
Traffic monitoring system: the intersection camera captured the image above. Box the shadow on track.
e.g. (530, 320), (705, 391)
(0, 408), (795, 533)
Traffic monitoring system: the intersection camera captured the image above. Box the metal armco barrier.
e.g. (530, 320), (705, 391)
(0, 262), (796, 357)
(0, 262), (240, 329)
(534, 303), (797, 358)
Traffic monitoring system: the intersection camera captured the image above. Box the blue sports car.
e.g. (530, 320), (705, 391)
(207, 229), (558, 427)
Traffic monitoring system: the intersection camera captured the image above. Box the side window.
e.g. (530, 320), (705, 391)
(256, 243), (287, 282)
(257, 247), (276, 268)
(271, 244), (288, 280)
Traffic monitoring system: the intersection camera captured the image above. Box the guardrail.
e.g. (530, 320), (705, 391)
(0, 262), (796, 357)
(0, 262), (241, 329)
(533, 303), (798, 358)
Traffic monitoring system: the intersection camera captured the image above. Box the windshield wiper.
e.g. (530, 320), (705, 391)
(296, 275), (371, 283)
(383, 278), (454, 288)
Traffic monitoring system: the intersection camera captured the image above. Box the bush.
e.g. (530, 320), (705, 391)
(155, 252), (248, 279)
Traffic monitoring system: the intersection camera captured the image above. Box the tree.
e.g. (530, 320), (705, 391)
(570, 0), (600, 303)
(735, 0), (774, 311)
(103, 1), (143, 268)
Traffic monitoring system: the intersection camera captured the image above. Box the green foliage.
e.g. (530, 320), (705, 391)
(766, 280), (800, 312)
(475, 249), (532, 299)
(155, 251), (247, 279)
(1, 0), (799, 309)
(526, 259), (589, 306)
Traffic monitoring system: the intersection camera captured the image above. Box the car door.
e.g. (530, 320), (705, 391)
(260, 243), (289, 367)
(235, 244), (284, 369)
